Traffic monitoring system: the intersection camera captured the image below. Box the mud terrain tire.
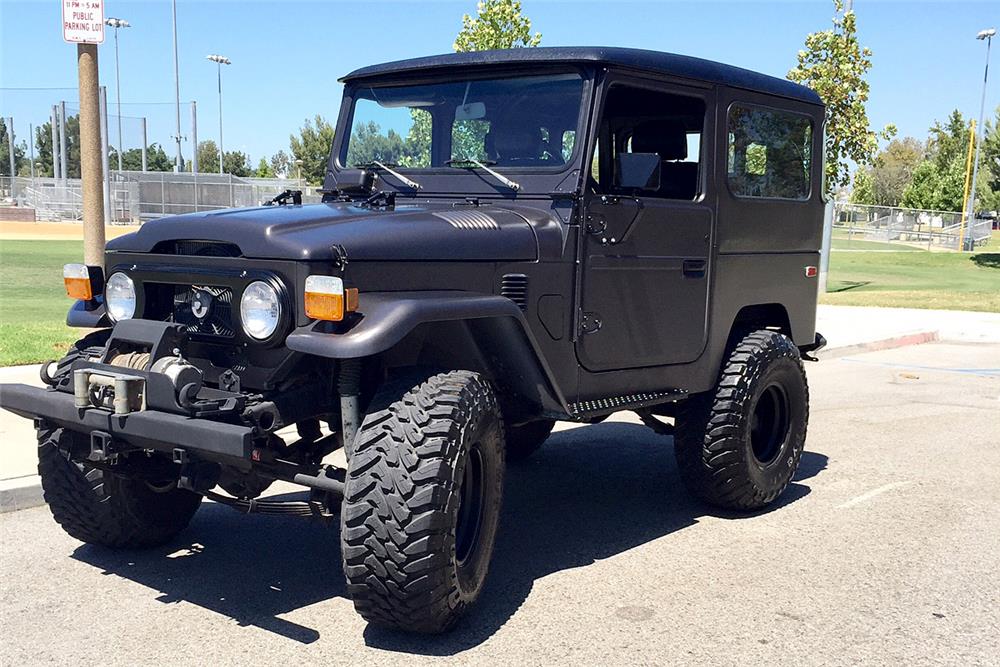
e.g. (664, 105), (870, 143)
(675, 330), (808, 510)
(341, 370), (505, 633)
(38, 428), (202, 548)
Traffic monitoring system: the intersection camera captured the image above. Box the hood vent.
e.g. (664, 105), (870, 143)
(501, 273), (529, 310)
(152, 240), (242, 257)
(433, 210), (500, 230)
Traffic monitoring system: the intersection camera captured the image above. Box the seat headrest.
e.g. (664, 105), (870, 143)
(630, 120), (688, 161)
(490, 125), (541, 161)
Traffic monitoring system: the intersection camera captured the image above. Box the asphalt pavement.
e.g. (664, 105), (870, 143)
(1, 341), (998, 665)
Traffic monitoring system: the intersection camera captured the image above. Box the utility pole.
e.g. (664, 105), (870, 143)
(29, 123), (35, 178)
(78, 44), (106, 267)
(5, 117), (14, 180)
(206, 54), (231, 173)
(191, 101), (199, 173)
(50, 107), (60, 180)
(140, 117), (148, 172)
(171, 0), (183, 172)
(59, 101), (69, 182)
(966, 28), (995, 250)
(105, 17), (130, 171)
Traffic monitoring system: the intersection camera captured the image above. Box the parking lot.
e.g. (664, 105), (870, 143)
(1, 341), (998, 665)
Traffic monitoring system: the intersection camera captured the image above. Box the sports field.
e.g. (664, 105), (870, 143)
(0, 225), (998, 366)
(823, 230), (1000, 312)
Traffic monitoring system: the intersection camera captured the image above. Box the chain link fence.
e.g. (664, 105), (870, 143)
(834, 202), (993, 251)
(2, 173), (323, 223)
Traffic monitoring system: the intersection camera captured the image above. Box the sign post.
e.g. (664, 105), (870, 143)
(63, 0), (106, 267)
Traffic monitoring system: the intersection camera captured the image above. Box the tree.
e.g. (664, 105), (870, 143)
(144, 143), (174, 172)
(222, 150), (251, 177)
(787, 0), (895, 191)
(0, 119), (26, 177)
(853, 137), (924, 207)
(195, 140), (221, 173)
(270, 150), (293, 178)
(979, 106), (1000, 211)
(453, 0), (541, 52)
(851, 167), (874, 205)
(27, 117), (80, 178)
(289, 115), (336, 184)
(255, 157), (274, 178)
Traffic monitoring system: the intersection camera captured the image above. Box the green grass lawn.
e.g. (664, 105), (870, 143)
(0, 240), (86, 366)
(822, 238), (1000, 311)
(0, 235), (998, 366)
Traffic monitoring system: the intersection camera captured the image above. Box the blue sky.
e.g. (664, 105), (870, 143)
(1, 0), (997, 166)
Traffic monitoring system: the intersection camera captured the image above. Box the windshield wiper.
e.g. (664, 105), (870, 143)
(446, 157), (520, 192)
(355, 161), (421, 191)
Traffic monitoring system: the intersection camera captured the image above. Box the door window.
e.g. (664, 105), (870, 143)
(593, 84), (706, 200)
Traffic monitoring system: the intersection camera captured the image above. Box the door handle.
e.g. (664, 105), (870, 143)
(682, 259), (707, 279)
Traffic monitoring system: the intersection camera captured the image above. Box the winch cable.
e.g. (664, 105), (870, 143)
(108, 351), (152, 370)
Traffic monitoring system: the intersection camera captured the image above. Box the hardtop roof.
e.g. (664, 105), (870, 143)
(341, 46), (822, 105)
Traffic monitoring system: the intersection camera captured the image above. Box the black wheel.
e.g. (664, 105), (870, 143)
(505, 419), (554, 462)
(341, 370), (505, 633)
(674, 330), (808, 510)
(38, 428), (202, 548)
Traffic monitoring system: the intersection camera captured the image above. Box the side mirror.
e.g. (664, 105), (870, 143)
(334, 169), (377, 194)
(617, 153), (661, 190)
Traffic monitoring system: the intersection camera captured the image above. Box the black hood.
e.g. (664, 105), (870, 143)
(106, 202), (547, 262)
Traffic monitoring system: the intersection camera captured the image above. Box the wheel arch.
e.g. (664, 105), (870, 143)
(285, 291), (569, 421)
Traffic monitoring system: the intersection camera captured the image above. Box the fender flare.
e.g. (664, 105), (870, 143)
(285, 291), (570, 414)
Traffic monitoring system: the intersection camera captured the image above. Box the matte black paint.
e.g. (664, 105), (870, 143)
(56, 47), (824, 424)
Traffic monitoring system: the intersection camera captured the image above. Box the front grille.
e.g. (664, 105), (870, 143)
(172, 284), (235, 338)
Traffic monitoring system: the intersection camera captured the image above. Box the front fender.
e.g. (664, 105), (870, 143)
(285, 291), (569, 416)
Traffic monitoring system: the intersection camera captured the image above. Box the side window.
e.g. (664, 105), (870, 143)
(727, 105), (812, 200)
(594, 84), (706, 200)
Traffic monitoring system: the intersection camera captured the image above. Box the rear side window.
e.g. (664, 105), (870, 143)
(727, 105), (812, 200)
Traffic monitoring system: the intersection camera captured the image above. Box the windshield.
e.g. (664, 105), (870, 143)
(341, 73), (585, 170)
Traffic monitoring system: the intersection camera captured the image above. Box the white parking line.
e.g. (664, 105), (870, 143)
(838, 481), (912, 509)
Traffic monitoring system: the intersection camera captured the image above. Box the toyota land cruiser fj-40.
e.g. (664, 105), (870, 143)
(0, 47), (826, 633)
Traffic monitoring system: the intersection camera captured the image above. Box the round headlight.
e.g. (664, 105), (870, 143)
(240, 281), (281, 340)
(105, 272), (136, 322)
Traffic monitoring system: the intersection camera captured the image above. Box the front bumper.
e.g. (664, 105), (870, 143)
(0, 383), (256, 469)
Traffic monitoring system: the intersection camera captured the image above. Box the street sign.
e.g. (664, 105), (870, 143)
(62, 0), (104, 45)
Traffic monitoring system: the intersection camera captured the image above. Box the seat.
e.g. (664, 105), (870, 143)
(629, 120), (699, 200)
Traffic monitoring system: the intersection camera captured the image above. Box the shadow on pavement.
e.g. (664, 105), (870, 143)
(71, 421), (827, 652)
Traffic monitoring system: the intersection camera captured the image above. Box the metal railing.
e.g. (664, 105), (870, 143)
(834, 203), (992, 251)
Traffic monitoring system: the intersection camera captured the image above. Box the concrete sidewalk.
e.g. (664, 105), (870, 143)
(2, 305), (999, 511)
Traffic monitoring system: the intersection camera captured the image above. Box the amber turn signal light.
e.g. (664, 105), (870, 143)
(304, 275), (358, 322)
(64, 263), (100, 301)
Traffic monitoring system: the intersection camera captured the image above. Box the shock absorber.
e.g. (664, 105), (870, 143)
(337, 359), (361, 457)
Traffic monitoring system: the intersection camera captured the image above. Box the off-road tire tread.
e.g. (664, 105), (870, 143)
(37, 428), (201, 548)
(341, 370), (504, 633)
(675, 330), (808, 510)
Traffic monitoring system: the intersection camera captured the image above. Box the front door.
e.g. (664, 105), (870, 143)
(575, 79), (714, 372)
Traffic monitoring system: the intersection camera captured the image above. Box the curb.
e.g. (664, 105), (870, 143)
(818, 330), (940, 360)
(0, 475), (45, 514)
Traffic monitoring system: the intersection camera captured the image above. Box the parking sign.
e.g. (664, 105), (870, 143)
(62, 0), (104, 44)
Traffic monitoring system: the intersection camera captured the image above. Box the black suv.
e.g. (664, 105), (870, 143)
(1, 47), (826, 633)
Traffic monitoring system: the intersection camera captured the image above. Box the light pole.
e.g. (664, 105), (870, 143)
(966, 27), (995, 250)
(206, 54), (231, 173)
(171, 0), (183, 171)
(105, 17), (130, 172)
